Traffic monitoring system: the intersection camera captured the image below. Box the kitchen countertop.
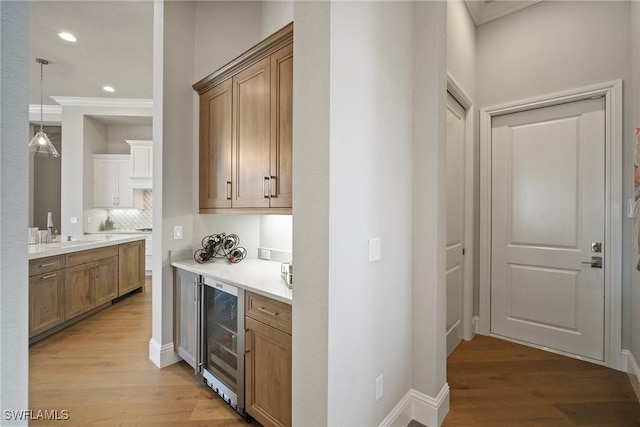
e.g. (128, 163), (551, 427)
(171, 257), (292, 304)
(86, 230), (152, 235)
(28, 234), (146, 260)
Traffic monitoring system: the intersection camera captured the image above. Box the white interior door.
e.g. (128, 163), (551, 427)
(446, 93), (466, 357)
(490, 97), (605, 361)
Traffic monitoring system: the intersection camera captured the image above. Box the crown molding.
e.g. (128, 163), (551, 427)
(464, 0), (542, 26)
(29, 104), (62, 116)
(51, 96), (153, 109)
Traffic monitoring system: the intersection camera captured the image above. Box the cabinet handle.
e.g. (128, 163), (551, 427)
(257, 306), (279, 317)
(38, 262), (58, 268)
(40, 274), (57, 280)
(226, 181), (232, 200)
(270, 175), (277, 198)
(264, 177), (270, 198)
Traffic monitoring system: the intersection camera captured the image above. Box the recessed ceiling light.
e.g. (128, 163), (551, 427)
(58, 32), (77, 42)
(103, 86), (115, 93)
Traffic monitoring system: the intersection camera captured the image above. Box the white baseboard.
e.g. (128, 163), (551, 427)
(472, 316), (480, 335)
(379, 384), (450, 427)
(148, 338), (181, 368)
(625, 350), (640, 404)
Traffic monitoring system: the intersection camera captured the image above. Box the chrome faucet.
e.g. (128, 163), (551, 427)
(46, 212), (54, 243)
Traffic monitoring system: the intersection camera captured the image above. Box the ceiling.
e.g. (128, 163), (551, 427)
(29, 1), (154, 106)
(464, 0), (542, 25)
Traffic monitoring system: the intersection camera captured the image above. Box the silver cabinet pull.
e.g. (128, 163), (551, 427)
(39, 262), (58, 268)
(40, 274), (57, 280)
(582, 256), (603, 268)
(264, 177), (270, 198)
(226, 181), (232, 200)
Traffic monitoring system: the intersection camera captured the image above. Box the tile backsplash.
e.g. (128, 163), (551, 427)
(106, 190), (153, 230)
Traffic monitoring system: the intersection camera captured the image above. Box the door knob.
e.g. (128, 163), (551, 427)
(582, 256), (603, 269)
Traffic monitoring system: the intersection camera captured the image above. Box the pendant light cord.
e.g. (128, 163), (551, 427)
(36, 58), (48, 133)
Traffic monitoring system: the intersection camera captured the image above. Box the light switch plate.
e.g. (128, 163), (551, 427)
(369, 238), (381, 263)
(70, 217), (78, 224)
(173, 225), (183, 240)
(375, 374), (383, 401)
(628, 198), (635, 219)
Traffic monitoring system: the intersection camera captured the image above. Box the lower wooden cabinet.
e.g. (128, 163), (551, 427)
(64, 262), (95, 321)
(245, 292), (292, 427)
(29, 240), (145, 342)
(119, 240), (145, 295)
(29, 270), (65, 337)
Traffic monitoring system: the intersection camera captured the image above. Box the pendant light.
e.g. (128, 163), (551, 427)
(28, 58), (59, 157)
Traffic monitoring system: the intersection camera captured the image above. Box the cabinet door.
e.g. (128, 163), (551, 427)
(94, 256), (118, 306)
(118, 240), (145, 296)
(94, 158), (117, 208)
(64, 263), (95, 321)
(200, 79), (233, 209)
(245, 317), (292, 427)
(29, 270), (65, 337)
(174, 268), (199, 370)
(269, 44), (293, 209)
(130, 143), (153, 178)
(232, 57), (271, 208)
(116, 159), (134, 208)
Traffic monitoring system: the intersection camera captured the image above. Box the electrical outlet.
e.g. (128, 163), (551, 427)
(173, 225), (183, 240)
(259, 249), (271, 260)
(376, 374), (383, 401)
(369, 238), (381, 263)
(87, 216), (91, 223)
(70, 217), (78, 224)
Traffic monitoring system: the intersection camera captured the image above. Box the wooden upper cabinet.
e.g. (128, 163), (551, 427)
(270, 43), (293, 209)
(233, 57), (271, 209)
(194, 23), (293, 214)
(200, 79), (233, 209)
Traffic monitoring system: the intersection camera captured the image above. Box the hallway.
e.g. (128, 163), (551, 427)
(443, 335), (640, 426)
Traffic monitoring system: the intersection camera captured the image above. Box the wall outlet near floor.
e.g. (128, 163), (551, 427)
(259, 249), (271, 260)
(173, 225), (183, 240)
(375, 374), (383, 401)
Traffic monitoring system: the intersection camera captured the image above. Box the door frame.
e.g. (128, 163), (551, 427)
(447, 73), (475, 341)
(478, 80), (623, 369)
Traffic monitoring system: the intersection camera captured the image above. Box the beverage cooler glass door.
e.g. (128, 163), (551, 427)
(202, 278), (244, 410)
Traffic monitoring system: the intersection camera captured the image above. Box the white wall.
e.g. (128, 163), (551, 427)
(293, 1), (448, 425)
(292, 2), (331, 423)
(150, 0), (196, 367)
(0, 1), (29, 424)
(260, 0), (293, 39)
(446, 0), (478, 316)
(260, 215), (292, 253)
(327, 2), (414, 424)
(630, 1), (640, 364)
(476, 0), (633, 349)
(106, 124), (152, 154)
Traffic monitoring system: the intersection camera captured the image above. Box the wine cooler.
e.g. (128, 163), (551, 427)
(201, 276), (245, 414)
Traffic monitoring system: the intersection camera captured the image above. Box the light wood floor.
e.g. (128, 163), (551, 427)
(29, 279), (247, 426)
(30, 280), (640, 426)
(442, 335), (640, 427)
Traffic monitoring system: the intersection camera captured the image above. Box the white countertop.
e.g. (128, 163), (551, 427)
(86, 230), (152, 235)
(28, 234), (146, 260)
(171, 257), (292, 304)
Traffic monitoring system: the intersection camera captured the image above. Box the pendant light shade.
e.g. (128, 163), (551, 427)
(29, 58), (59, 158)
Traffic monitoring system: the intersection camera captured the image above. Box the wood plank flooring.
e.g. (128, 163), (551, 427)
(442, 335), (640, 427)
(29, 280), (247, 426)
(30, 279), (640, 426)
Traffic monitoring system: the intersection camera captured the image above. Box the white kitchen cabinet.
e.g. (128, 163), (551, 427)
(94, 154), (142, 209)
(126, 140), (153, 189)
